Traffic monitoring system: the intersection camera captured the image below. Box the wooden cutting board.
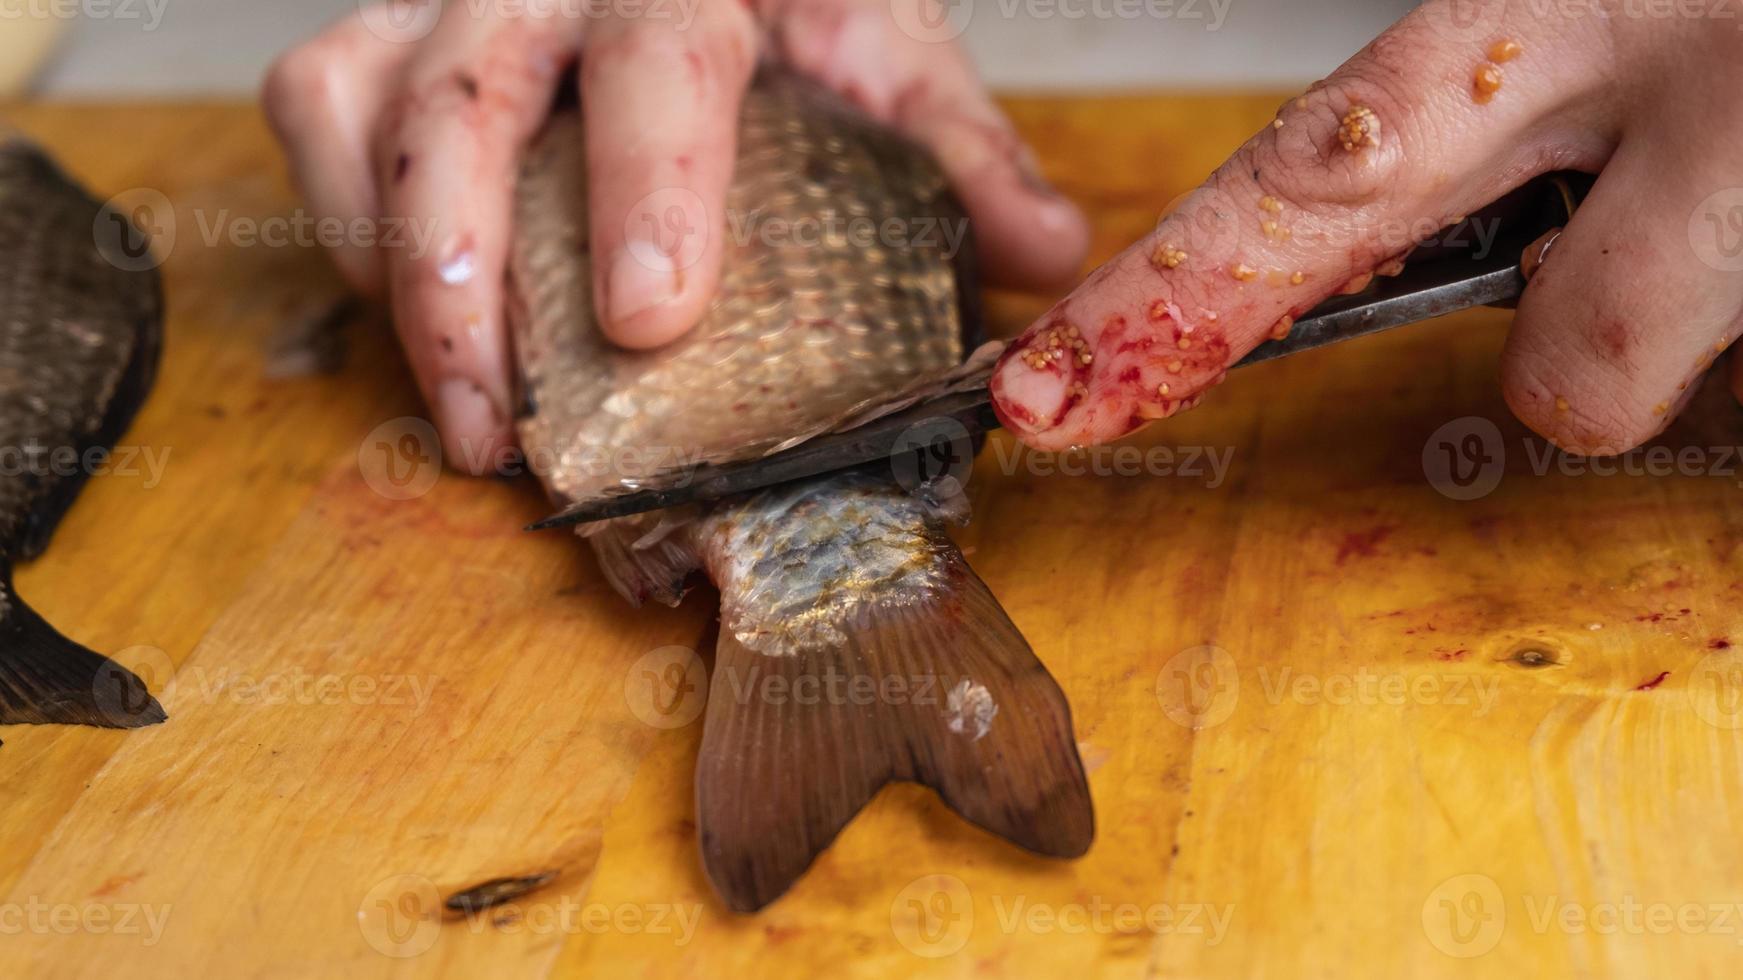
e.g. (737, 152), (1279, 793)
(2, 95), (1741, 979)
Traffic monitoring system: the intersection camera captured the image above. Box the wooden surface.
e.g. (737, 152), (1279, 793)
(3, 94), (1743, 979)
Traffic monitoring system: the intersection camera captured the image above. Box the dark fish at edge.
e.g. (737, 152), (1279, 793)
(0, 135), (167, 737)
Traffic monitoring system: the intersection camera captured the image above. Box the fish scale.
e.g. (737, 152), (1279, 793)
(0, 136), (166, 736)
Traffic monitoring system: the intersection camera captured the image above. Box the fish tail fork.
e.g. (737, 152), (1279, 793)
(695, 557), (1093, 913)
(0, 567), (166, 732)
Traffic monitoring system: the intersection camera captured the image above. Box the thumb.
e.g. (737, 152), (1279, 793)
(990, 2), (1617, 450)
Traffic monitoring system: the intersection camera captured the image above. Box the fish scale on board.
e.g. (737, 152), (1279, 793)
(0, 135), (166, 736)
(509, 70), (1094, 912)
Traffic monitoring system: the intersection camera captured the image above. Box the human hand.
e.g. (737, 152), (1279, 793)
(264, 0), (1089, 471)
(989, 0), (1743, 453)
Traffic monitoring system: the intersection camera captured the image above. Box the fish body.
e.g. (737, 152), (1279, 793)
(0, 136), (166, 732)
(511, 71), (1091, 912)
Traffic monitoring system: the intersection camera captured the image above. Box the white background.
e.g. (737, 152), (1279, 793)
(28, 0), (1415, 95)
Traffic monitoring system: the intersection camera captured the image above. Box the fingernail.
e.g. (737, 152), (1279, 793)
(990, 348), (1069, 439)
(1521, 227), (1562, 281)
(1034, 195), (1086, 236)
(607, 243), (681, 326)
(435, 377), (503, 472)
(1014, 144), (1062, 199)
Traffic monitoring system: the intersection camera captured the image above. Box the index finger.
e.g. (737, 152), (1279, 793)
(374, 8), (579, 472)
(989, 1), (1618, 451)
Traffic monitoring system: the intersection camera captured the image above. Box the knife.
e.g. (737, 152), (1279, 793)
(529, 172), (1584, 531)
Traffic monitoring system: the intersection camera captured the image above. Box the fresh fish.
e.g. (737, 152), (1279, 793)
(510, 71), (1092, 912)
(0, 136), (166, 735)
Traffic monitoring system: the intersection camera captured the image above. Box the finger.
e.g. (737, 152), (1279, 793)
(375, 8), (578, 472)
(581, 1), (759, 349)
(987, 2), (1620, 450)
(771, 0), (1090, 288)
(262, 6), (419, 295)
(1502, 134), (1743, 454)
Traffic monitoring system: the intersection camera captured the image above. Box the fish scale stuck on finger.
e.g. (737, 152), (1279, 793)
(1473, 63), (1503, 104)
(1336, 105), (1380, 153)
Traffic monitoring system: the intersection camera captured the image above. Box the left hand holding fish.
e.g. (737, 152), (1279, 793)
(262, 0), (1092, 473)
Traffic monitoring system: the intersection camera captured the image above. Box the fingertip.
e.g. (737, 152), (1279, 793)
(595, 247), (714, 350)
(976, 191), (1092, 290)
(330, 243), (387, 300)
(433, 376), (514, 475)
(989, 345), (1072, 450)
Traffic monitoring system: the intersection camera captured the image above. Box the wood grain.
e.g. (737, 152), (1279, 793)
(2, 95), (1741, 979)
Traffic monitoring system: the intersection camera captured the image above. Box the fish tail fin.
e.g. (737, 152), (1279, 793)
(0, 571), (166, 730)
(695, 559), (1093, 913)
(584, 519), (700, 608)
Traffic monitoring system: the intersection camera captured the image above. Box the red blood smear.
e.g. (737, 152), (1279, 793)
(1336, 526), (1394, 565)
(1711, 639), (1732, 650)
(1634, 671), (1670, 692)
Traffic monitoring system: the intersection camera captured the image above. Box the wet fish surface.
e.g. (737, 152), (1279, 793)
(511, 71), (1092, 912)
(0, 135), (166, 735)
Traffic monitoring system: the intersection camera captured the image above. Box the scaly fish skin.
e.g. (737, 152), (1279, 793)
(696, 470), (966, 658)
(511, 71), (970, 505)
(0, 136), (166, 733)
(511, 70), (1091, 913)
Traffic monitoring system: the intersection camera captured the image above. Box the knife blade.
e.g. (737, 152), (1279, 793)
(530, 173), (1582, 531)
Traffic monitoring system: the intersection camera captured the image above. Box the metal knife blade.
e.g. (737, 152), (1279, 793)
(529, 174), (1579, 531)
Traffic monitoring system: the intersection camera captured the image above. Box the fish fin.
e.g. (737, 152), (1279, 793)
(695, 560), (1093, 913)
(0, 572), (166, 729)
(585, 521), (700, 608)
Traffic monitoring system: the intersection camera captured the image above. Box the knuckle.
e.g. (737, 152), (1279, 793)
(1246, 63), (1424, 221)
(1501, 346), (1660, 454)
(261, 40), (347, 135)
